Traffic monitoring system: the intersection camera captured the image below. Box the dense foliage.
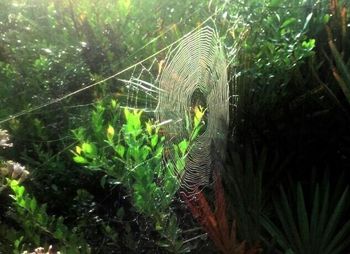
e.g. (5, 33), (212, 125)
(1, 0), (350, 253)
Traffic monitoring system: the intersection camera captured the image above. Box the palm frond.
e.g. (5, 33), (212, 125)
(261, 180), (350, 254)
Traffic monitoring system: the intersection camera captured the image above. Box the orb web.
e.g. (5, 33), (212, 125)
(156, 26), (229, 192)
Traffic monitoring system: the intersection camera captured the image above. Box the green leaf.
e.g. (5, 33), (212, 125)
(130, 146), (141, 161)
(30, 198), (37, 213)
(82, 142), (95, 155)
(302, 39), (315, 50)
(325, 220), (350, 254)
(296, 183), (310, 247)
(92, 103), (105, 134)
(17, 185), (25, 198)
(310, 184), (320, 247)
(155, 146), (163, 158)
(269, 0), (283, 7)
(178, 139), (188, 156)
(190, 126), (201, 141)
(151, 134), (158, 148)
(141, 145), (151, 160)
(318, 183), (330, 241)
(322, 187), (349, 249)
(329, 40), (350, 104)
(115, 144), (125, 158)
(261, 214), (290, 250)
(156, 220), (163, 231)
(9, 179), (19, 192)
(54, 227), (64, 240)
(73, 155), (88, 164)
(323, 14), (330, 24)
(124, 108), (142, 137)
(275, 186), (302, 252)
(18, 198), (26, 208)
(111, 99), (118, 109)
(281, 18), (296, 29)
(176, 158), (186, 172)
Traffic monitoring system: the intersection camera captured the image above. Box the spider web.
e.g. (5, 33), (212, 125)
(157, 26), (229, 191)
(0, 16), (238, 192)
(117, 26), (230, 192)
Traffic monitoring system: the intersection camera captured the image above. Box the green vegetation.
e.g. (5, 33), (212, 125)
(261, 181), (350, 254)
(9, 179), (89, 253)
(71, 100), (202, 253)
(0, 0), (350, 253)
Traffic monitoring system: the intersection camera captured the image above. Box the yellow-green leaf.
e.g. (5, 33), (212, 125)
(75, 146), (82, 155)
(107, 125), (115, 140)
(82, 143), (93, 154)
(194, 106), (205, 128)
(73, 156), (88, 164)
